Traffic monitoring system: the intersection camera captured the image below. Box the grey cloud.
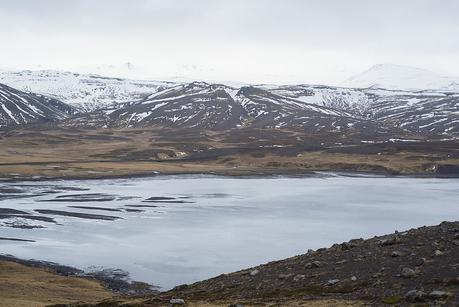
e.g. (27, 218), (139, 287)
(0, 0), (457, 83)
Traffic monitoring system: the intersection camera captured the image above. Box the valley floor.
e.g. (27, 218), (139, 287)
(0, 221), (457, 306)
(0, 127), (458, 181)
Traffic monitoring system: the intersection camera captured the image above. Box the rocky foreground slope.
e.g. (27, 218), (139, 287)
(55, 221), (458, 306)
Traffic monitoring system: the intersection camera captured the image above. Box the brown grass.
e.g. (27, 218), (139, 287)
(0, 261), (114, 307)
(0, 127), (457, 179)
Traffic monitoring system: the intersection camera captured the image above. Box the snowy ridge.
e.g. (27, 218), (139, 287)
(61, 80), (458, 135)
(63, 82), (387, 134)
(267, 85), (371, 115)
(0, 70), (177, 112)
(1, 67), (457, 136)
(342, 64), (459, 91)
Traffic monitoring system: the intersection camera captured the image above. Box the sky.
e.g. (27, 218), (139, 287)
(0, 0), (458, 84)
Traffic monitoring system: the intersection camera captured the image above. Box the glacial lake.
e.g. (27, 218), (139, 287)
(0, 174), (458, 289)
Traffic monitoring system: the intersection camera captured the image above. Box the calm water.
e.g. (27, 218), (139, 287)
(0, 174), (458, 289)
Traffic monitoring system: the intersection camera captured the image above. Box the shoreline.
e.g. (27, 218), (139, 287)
(1, 221), (457, 306)
(0, 254), (158, 296)
(1, 168), (459, 183)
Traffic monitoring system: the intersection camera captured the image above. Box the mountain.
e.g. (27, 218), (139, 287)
(61, 82), (392, 135)
(1, 67), (456, 136)
(364, 88), (459, 135)
(270, 85), (458, 135)
(61, 81), (458, 136)
(0, 70), (176, 112)
(342, 64), (459, 91)
(0, 83), (78, 128)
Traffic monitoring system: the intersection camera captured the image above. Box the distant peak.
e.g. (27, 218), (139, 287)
(366, 64), (435, 74)
(342, 64), (459, 91)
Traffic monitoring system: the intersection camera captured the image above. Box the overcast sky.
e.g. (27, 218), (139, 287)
(1, 0), (458, 84)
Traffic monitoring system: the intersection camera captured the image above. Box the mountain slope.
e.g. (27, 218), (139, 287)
(269, 85), (459, 135)
(0, 70), (176, 111)
(0, 83), (77, 128)
(342, 64), (459, 91)
(2, 68), (455, 136)
(364, 89), (459, 135)
(62, 82), (389, 135)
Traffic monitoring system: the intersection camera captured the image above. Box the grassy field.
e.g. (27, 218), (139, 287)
(0, 126), (457, 180)
(0, 261), (113, 306)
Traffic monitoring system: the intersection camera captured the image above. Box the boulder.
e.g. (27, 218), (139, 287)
(250, 269), (260, 276)
(405, 290), (427, 302)
(170, 298), (186, 306)
(400, 267), (416, 278)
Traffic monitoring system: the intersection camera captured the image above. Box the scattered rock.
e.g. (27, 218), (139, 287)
(293, 274), (305, 282)
(428, 290), (451, 299)
(228, 304), (244, 307)
(341, 241), (357, 250)
(326, 279), (340, 286)
(169, 298), (185, 305)
(148, 222), (459, 306)
(405, 290), (427, 302)
(305, 261), (323, 269)
(278, 273), (292, 280)
(379, 235), (400, 246)
(400, 268), (416, 278)
(250, 269), (260, 277)
(414, 258), (426, 266)
(434, 250), (444, 256)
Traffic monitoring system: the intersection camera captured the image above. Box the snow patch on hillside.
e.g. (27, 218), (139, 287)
(0, 70), (178, 111)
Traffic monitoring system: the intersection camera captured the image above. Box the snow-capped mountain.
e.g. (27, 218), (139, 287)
(342, 64), (459, 91)
(272, 85), (458, 135)
(0, 70), (177, 112)
(1, 67), (456, 136)
(266, 84), (371, 115)
(62, 81), (458, 136)
(62, 82), (390, 134)
(364, 88), (459, 135)
(0, 83), (77, 128)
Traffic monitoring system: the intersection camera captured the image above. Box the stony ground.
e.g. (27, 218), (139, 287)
(52, 221), (458, 306)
